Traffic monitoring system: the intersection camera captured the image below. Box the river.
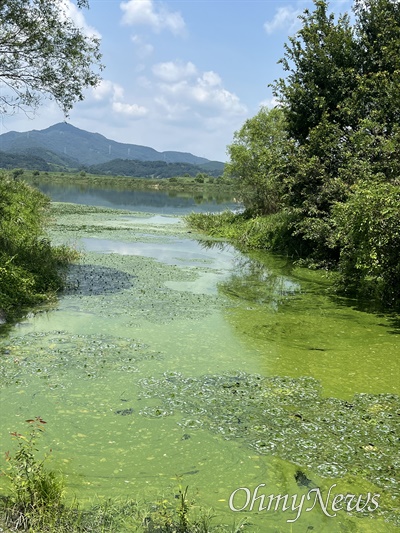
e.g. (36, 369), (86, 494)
(0, 181), (398, 532)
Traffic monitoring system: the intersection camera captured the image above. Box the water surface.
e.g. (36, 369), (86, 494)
(28, 179), (239, 214)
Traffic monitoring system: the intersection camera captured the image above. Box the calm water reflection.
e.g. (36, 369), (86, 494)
(28, 179), (239, 214)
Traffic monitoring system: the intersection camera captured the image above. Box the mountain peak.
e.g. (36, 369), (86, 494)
(45, 122), (80, 132)
(0, 123), (219, 167)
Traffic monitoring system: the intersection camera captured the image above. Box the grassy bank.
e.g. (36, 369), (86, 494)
(0, 174), (78, 323)
(185, 198), (400, 310)
(184, 211), (307, 257)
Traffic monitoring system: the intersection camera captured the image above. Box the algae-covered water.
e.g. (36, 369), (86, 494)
(0, 191), (399, 532)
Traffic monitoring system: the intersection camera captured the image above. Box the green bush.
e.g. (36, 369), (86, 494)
(11, 168), (24, 180)
(185, 210), (306, 257)
(332, 181), (400, 305)
(224, 107), (289, 216)
(0, 175), (78, 320)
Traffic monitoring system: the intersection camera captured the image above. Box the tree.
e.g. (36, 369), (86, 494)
(351, 0), (400, 133)
(269, 0), (400, 262)
(273, 0), (356, 142)
(224, 107), (291, 215)
(11, 168), (24, 180)
(332, 181), (400, 305)
(0, 0), (102, 116)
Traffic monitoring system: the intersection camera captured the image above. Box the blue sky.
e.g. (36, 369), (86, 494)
(1, 0), (352, 161)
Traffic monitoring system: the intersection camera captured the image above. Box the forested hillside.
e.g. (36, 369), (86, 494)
(86, 158), (223, 178)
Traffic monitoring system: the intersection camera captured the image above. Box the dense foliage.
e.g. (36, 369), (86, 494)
(0, 175), (76, 321)
(225, 107), (290, 216)
(0, 0), (102, 115)
(0, 151), (50, 171)
(222, 0), (400, 306)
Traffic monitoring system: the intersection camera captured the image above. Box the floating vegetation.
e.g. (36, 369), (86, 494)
(139, 406), (174, 418)
(138, 372), (400, 506)
(65, 263), (135, 296)
(58, 251), (224, 325)
(114, 408), (134, 416)
(0, 331), (161, 386)
(49, 202), (195, 241)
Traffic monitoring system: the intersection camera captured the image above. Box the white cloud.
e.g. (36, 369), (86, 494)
(154, 96), (189, 118)
(154, 62), (247, 117)
(120, 0), (186, 36)
(264, 6), (302, 34)
(90, 79), (148, 119)
(199, 71), (221, 88)
(259, 96), (282, 108)
(92, 80), (124, 102)
(131, 35), (154, 58)
(152, 61), (197, 82)
(112, 101), (148, 117)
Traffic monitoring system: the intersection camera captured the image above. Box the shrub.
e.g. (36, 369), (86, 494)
(332, 181), (400, 305)
(0, 176), (78, 320)
(11, 168), (24, 180)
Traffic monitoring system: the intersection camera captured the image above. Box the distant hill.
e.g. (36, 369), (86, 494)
(0, 151), (50, 171)
(0, 123), (225, 172)
(87, 158), (222, 178)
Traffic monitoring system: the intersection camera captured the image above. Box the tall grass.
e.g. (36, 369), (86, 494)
(184, 210), (306, 257)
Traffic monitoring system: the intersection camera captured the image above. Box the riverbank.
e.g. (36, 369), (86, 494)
(184, 207), (400, 312)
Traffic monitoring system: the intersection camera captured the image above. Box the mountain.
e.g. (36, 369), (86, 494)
(0, 122), (223, 170)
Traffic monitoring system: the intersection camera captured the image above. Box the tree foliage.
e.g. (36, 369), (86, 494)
(273, 1), (356, 142)
(0, 0), (102, 115)
(332, 182), (400, 305)
(225, 0), (400, 305)
(87, 158), (219, 178)
(224, 107), (291, 215)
